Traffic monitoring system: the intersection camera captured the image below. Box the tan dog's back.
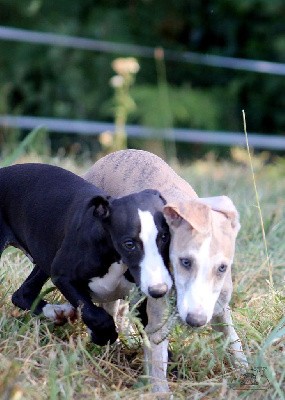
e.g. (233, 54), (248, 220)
(84, 149), (197, 203)
(84, 149), (239, 322)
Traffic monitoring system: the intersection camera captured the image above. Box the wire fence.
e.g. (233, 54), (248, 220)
(1, 115), (285, 150)
(1, 26), (285, 75)
(0, 25), (285, 150)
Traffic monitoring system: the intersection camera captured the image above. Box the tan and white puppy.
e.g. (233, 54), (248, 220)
(84, 149), (247, 392)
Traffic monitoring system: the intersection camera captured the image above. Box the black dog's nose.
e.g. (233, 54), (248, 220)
(186, 313), (207, 327)
(148, 283), (168, 298)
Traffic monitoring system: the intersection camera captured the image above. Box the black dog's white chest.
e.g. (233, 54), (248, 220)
(88, 262), (134, 303)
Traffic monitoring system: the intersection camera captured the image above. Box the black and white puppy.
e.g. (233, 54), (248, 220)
(0, 163), (172, 345)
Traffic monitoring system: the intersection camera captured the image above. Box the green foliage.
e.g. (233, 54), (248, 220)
(0, 0), (284, 145)
(131, 84), (220, 130)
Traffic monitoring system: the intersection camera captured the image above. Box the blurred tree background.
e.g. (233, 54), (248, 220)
(0, 0), (284, 158)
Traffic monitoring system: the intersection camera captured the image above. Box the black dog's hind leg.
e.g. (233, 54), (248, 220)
(13, 266), (78, 325)
(12, 265), (49, 315)
(0, 217), (48, 314)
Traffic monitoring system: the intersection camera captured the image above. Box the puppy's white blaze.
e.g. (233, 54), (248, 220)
(138, 209), (172, 295)
(179, 283), (219, 323)
(175, 236), (220, 323)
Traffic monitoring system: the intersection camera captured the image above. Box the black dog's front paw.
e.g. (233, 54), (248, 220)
(86, 313), (118, 346)
(91, 326), (118, 346)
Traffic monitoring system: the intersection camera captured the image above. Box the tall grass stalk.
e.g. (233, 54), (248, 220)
(1, 126), (47, 167)
(242, 110), (273, 286)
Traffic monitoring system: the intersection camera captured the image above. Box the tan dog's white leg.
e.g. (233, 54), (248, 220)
(144, 296), (170, 394)
(102, 300), (134, 336)
(211, 306), (248, 369)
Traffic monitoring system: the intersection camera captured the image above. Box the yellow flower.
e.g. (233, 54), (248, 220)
(112, 57), (140, 75)
(99, 131), (114, 147)
(110, 75), (124, 88)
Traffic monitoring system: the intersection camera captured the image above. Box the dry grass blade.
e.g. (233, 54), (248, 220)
(242, 110), (273, 286)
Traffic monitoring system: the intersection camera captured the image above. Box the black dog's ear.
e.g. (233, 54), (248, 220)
(143, 189), (167, 205)
(90, 196), (110, 219)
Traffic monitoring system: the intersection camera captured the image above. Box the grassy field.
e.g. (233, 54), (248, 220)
(0, 149), (284, 399)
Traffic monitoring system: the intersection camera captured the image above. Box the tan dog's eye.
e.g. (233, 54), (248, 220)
(179, 258), (192, 269)
(218, 263), (227, 273)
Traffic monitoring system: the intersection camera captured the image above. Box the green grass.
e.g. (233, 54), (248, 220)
(0, 149), (285, 399)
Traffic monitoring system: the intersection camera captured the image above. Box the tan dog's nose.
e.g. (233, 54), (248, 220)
(186, 313), (207, 327)
(148, 283), (168, 298)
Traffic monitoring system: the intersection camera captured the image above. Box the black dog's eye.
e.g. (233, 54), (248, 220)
(160, 231), (170, 243)
(180, 258), (192, 269)
(123, 240), (136, 251)
(218, 263), (227, 273)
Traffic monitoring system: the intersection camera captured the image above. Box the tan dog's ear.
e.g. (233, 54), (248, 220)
(163, 204), (183, 228)
(164, 201), (211, 234)
(199, 196), (240, 233)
